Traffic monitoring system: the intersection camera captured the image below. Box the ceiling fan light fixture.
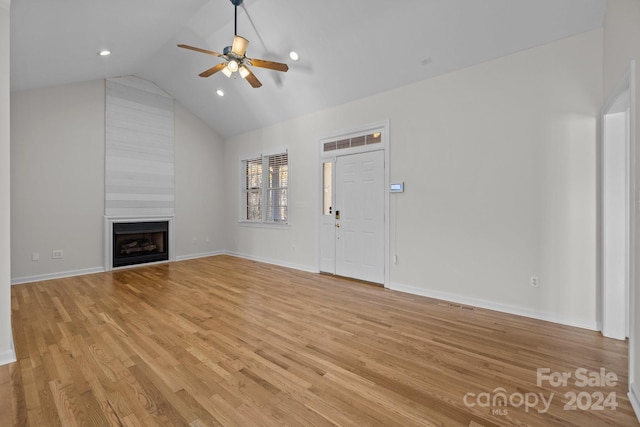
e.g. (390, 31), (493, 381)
(227, 59), (239, 72)
(289, 51), (299, 61)
(222, 66), (233, 78)
(238, 65), (250, 79)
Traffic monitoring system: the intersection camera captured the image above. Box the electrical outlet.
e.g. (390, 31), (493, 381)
(52, 250), (64, 259)
(530, 276), (539, 288)
(393, 255), (398, 265)
(32, 252), (39, 261)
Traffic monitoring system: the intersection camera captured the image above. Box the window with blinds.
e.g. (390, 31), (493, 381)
(266, 153), (288, 223)
(242, 157), (262, 221)
(240, 151), (288, 224)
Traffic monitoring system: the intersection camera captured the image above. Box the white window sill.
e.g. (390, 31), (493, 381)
(238, 221), (290, 229)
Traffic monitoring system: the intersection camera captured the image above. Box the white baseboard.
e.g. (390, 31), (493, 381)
(11, 266), (105, 285)
(389, 282), (599, 331)
(0, 335), (16, 366)
(176, 250), (226, 262)
(226, 251), (318, 274)
(9, 251), (286, 284)
(630, 382), (640, 423)
(11, 252), (227, 283)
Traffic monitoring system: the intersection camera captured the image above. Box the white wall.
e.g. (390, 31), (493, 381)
(603, 0), (640, 418)
(0, 0), (15, 365)
(225, 29), (602, 329)
(11, 81), (106, 281)
(224, 121), (320, 271)
(390, 29), (601, 329)
(10, 79), (227, 282)
(174, 102), (227, 258)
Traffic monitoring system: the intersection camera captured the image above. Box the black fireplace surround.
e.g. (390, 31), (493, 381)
(113, 221), (169, 268)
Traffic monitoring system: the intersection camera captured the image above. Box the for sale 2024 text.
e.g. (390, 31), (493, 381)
(537, 367), (618, 411)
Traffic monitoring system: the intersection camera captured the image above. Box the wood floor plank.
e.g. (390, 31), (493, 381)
(0, 364), (13, 427)
(3, 255), (639, 426)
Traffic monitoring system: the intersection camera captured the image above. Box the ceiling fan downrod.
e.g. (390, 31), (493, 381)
(230, 0), (243, 36)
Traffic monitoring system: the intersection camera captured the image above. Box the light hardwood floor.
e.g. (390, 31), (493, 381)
(3, 255), (638, 426)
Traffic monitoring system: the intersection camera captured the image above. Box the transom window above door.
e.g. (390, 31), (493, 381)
(322, 132), (381, 152)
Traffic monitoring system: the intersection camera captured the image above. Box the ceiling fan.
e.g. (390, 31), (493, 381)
(178, 0), (288, 88)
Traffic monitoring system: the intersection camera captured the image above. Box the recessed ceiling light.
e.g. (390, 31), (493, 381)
(216, 89), (224, 97)
(98, 50), (111, 56)
(289, 51), (299, 61)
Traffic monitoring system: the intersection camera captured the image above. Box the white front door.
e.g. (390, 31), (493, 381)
(334, 150), (385, 284)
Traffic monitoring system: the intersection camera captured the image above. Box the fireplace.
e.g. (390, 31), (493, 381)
(104, 216), (175, 270)
(112, 221), (169, 268)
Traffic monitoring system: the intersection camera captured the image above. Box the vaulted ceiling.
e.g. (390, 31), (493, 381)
(10, 0), (607, 138)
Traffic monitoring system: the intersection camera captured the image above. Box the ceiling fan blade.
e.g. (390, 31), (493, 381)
(199, 63), (227, 78)
(177, 44), (223, 57)
(250, 58), (289, 72)
(231, 35), (249, 56)
(244, 68), (262, 88)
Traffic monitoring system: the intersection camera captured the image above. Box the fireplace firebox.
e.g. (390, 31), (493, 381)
(112, 221), (169, 268)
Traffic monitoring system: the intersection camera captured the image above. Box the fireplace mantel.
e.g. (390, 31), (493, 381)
(104, 216), (175, 271)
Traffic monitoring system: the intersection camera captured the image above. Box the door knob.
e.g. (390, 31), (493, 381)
(335, 223), (341, 228)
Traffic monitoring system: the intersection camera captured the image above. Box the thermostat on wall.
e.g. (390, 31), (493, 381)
(390, 182), (404, 193)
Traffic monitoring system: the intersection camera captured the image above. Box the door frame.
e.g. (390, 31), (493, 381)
(600, 61), (636, 382)
(601, 90), (631, 340)
(317, 120), (390, 287)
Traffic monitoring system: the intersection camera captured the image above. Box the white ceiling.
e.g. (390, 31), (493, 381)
(10, 0), (607, 138)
